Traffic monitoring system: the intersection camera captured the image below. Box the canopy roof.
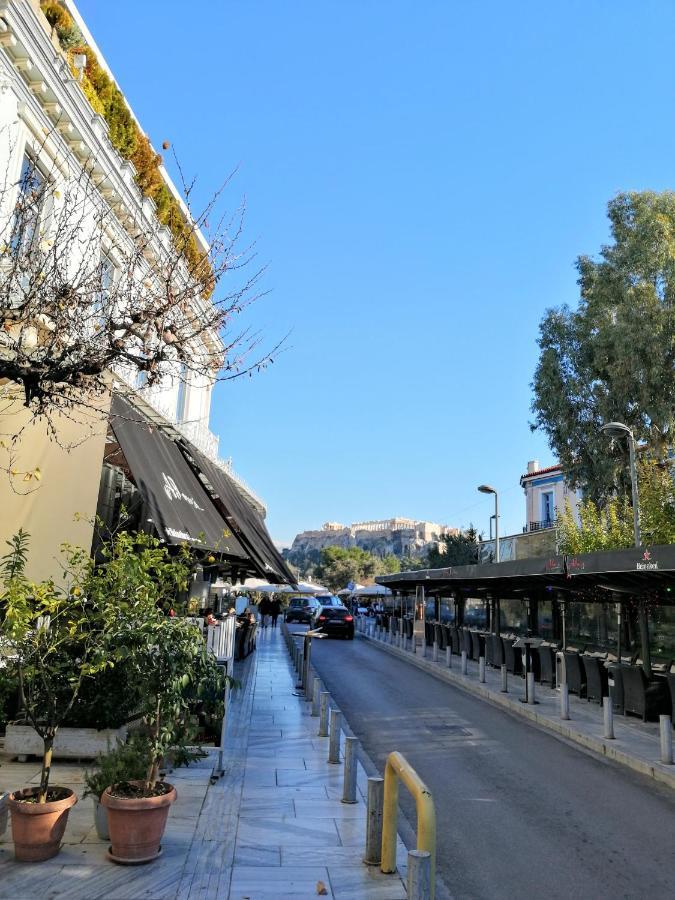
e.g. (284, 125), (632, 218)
(376, 544), (675, 601)
(111, 394), (247, 557)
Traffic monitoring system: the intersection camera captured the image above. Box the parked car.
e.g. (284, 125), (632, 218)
(312, 604), (355, 639)
(285, 597), (320, 624)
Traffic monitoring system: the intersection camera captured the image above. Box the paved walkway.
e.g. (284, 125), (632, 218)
(359, 623), (675, 790)
(0, 626), (408, 899)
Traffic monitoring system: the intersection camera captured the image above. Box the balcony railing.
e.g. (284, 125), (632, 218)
(523, 519), (556, 533)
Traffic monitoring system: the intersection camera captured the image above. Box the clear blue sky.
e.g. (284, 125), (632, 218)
(78, 0), (675, 546)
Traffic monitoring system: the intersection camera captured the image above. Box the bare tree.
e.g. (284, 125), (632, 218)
(0, 128), (281, 426)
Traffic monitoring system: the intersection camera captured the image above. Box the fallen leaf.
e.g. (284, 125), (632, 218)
(316, 881), (328, 896)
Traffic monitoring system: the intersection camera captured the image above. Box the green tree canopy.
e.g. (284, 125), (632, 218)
(557, 457), (675, 554)
(314, 546), (400, 592)
(532, 192), (675, 501)
(425, 527), (480, 568)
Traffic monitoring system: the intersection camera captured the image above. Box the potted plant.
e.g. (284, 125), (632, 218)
(0, 531), (111, 861)
(83, 734), (150, 840)
(101, 602), (227, 863)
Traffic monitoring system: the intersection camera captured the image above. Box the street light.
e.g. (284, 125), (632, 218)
(478, 484), (499, 563)
(600, 421), (640, 547)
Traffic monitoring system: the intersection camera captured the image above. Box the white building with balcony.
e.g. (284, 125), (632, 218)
(0, 0), (280, 583)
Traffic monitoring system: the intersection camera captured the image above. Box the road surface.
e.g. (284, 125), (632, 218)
(308, 631), (675, 899)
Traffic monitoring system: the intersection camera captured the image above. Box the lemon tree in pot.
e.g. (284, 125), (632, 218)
(102, 609), (226, 864)
(0, 532), (111, 861)
(92, 530), (226, 864)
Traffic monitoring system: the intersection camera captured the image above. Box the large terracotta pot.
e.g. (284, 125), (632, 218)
(101, 782), (176, 864)
(9, 787), (77, 861)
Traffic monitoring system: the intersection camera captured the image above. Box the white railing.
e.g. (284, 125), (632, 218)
(206, 615), (236, 667)
(178, 418), (220, 462)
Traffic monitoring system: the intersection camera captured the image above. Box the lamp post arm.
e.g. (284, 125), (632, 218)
(494, 492), (500, 563)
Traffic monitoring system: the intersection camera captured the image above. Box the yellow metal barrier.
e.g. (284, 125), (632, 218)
(381, 750), (436, 898)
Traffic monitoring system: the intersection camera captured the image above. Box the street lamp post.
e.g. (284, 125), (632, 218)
(478, 484), (499, 563)
(600, 421), (650, 675)
(600, 421), (640, 547)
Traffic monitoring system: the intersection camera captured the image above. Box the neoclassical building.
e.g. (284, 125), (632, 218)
(0, 0), (290, 586)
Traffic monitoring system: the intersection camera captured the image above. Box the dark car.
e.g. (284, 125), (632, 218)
(285, 597), (320, 624)
(312, 605), (355, 639)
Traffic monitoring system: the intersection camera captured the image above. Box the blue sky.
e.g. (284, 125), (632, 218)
(78, 0), (675, 546)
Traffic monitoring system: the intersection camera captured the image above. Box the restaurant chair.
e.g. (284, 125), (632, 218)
(434, 623), (445, 650)
(608, 663), (625, 714)
(450, 626), (461, 655)
(581, 655), (609, 703)
(491, 634), (504, 668)
(535, 645), (556, 686)
(621, 665), (670, 722)
(666, 673), (675, 723)
(502, 638), (523, 676)
(563, 651), (586, 697)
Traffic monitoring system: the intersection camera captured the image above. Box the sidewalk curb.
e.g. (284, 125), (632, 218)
(358, 631), (675, 792)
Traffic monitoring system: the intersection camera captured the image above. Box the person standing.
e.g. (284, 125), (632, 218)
(270, 597), (281, 628)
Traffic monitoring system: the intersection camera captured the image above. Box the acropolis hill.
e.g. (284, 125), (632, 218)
(285, 517), (458, 568)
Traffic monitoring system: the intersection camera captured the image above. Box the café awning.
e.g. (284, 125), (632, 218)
(178, 443), (296, 586)
(110, 394), (248, 559)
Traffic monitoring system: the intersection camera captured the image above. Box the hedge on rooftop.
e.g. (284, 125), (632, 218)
(40, 1), (213, 296)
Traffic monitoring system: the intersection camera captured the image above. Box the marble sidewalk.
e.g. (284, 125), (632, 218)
(0, 627), (409, 899)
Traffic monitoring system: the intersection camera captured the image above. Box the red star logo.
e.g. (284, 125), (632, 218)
(643, 550), (651, 561)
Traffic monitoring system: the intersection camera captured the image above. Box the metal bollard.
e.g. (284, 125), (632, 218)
(446, 646), (452, 668)
(407, 849), (432, 900)
(328, 708), (342, 764)
(363, 776), (384, 866)
(342, 736), (359, 803)
(659, 715), (673, 764)
(560, 683), (570, 719)
(318, 692), (330, 737)
(526, 672), (536, 704)
(501, 664), (508, 692)
(461, 651), (467, 675)
(603, 696), (614, 740)
(311, 677), (321, 717)
(479, 656), (486, 683)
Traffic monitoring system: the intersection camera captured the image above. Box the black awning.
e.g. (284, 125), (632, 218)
(110, 394), (249, 558)
(180, 444), (295, 585)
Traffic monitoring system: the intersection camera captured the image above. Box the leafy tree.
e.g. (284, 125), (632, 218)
(532, 192), (675, 502)
(424, 526), (480, 568)
(557, 457), (675, 553)
(314, 546), (400, 592)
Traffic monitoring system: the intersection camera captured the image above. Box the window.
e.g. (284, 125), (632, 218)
(175, 363), (188, 422)
(541, 490), (554, 524)
(11, 154), (46, 253)
(93, 253), (115, 329)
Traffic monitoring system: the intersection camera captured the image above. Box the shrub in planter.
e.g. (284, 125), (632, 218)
(97, 536), (228, 863)
(83, 734), (150, 841)
(0, 532), (112, 861)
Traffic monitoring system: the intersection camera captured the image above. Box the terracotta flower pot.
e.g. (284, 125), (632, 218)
(101, 781), (176, 864)
(9, 787), (77, 861)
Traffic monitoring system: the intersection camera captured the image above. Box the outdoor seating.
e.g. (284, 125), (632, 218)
(502, 638), (523, 676)
(622, 665), (670, 722)
(534, 645), (555, 686)
(485, 633), (494, 666)
(442, 624), (452, 651)
(667, 673), (675, 722)
(608, 663), (625, 713)
(406, 618), (414, 639)
(462, 628), (472, 655)
(563, 651), (586, 697)
(470, 631), (483, 661)
(434, 623), (446, 650)
(490, 634), (504, 668)
(450, 626), (461, 655)
(581, 654), (609, 703)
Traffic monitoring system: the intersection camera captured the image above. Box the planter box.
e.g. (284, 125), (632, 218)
(0, 792), (7, 838)
(5, 724), (129, 761)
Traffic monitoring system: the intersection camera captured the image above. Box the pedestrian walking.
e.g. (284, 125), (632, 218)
(270, 597), (281, 628)
(259, 596), (271, 628)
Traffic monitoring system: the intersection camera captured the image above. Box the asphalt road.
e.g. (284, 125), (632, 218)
(307, 631), (675, 899)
